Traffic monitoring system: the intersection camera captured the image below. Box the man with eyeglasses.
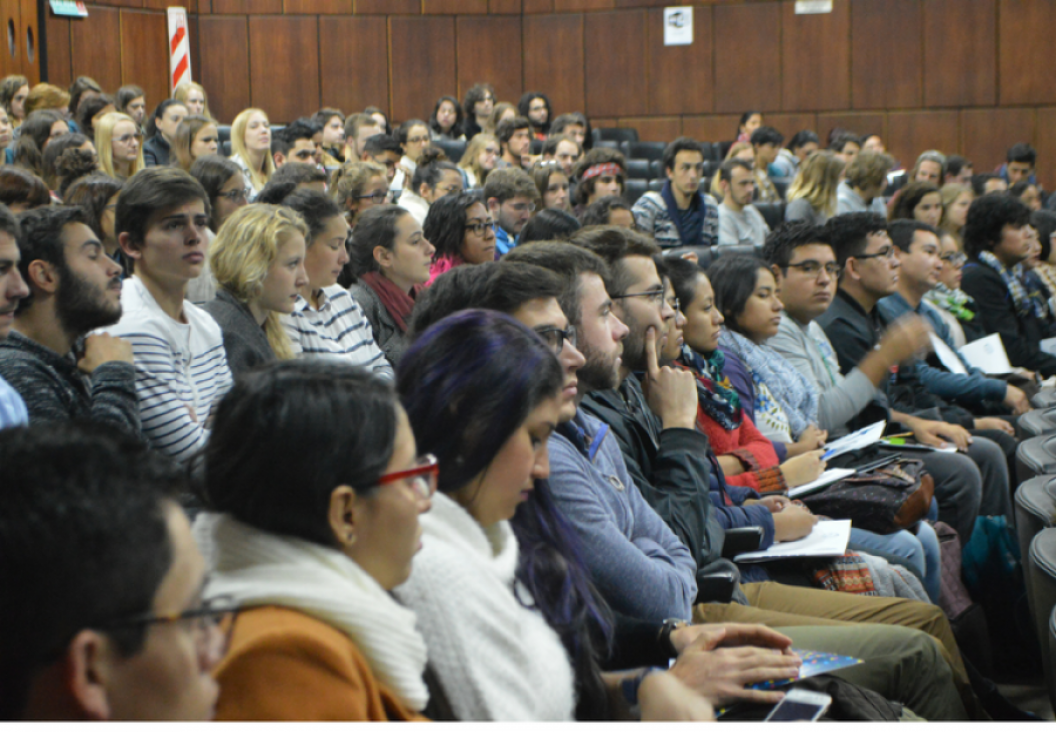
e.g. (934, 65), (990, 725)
(0, 422), (236, 720)
(483, 168), (538, 256)
(877, 220), (1030, 419)
(809, 214), (1013, 543)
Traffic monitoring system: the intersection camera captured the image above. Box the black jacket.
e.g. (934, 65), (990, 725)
(581, 374), (746, 603)
(142, 135), (171, 167)
(961, 259), (1056, 377)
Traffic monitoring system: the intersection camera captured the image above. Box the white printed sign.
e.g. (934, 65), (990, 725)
(663, 7), (693, 46)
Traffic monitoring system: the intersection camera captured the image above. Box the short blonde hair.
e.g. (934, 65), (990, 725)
(173, 81), (212, 121)
(230, 107), (275, 191)
(939, 182), (972, 233)
(95, 112), (144, 180)
(786, 150), (843, 217)
(209, 204), (309, 360)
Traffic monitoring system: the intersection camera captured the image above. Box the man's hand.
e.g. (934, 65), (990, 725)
(665, 626), (802, 706)
(974, 416), (1015, 435)
(669, 622), (794, 655)
(772, 503), (818, 541)
(746, 495), (793, 513)
(77, 333), (133, 374)
(641, 325), (698, 431)
(910, 418), (972, 450)
(638, 671), (715, 721)
(778, 450), (827, 488)
(1003, 384), (1031, 416)
(877, 315), (932, 365)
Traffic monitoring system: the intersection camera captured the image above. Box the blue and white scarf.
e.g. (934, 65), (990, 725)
(978, 250), (1044, 319)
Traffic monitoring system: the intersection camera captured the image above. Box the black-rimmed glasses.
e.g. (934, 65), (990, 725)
(219, 187), (251, 203)
(102, 594), (240, 667)
(534, 325), (577, 354)
(465, 219), (496, 237)
(854, 245), (897, 261)
(612, 289), (666, 307)
(786, 260), (842, 278)
(357, 190), (388, 204)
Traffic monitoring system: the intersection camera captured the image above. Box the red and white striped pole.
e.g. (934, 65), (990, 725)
(167, 7), (192, 93)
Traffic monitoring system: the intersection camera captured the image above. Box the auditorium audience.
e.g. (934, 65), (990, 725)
(342, 113), (384, 164)
(749, 126), (784, 203)
(95, 112), (143, 181)
(142, 100), (187, 168)
(891, 181), (943, 227)
(170, 115), (218, 172)
(62, 173), (123, 260)
(313, 107), (346, 165)
(496, 115), (533, 169)
(115, 84), (146, 127)
(484, 167), (537, 255)
(0, 166), (50, 213)
(940, 182), (973, 243)
(391, 119), (431, 196)
(397, 148), (463, 226)
(837, 151), (893, 215)
(785, 150), (842, 225)
(0, 74), (29, 128)
(571, 147), (626, 213)
(428, 95), (464, 142)
(520, 207), (580, 243)
(581, 196), (636, 229)
(173, 81), (211, 119)
(542, 134), (582, 177)
(717, 159), (769, 247)
(0, 204), (31, 429)
(769, 129), (819, 179)
(229, 108), (275, 200)
(458, 132), (499, 188)
(462, 83), (495, 140)
(531, 159), (571, 212)
(331, 159), (388, 229)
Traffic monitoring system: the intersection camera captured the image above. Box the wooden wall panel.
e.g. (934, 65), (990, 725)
(713, 3), (780, 114)
(998, 0), (1056, 106)
(284, 0), (352, 13)
(70, 7), (122, 92)
(923, 0), (995, 107)
(885, 111), (959, 171)
(816, 112), (885, 142)
(523, 13), (584, 114)
(584, 10), (646, 118)
(455, 16), (522, 105)
(645, 6), (711, 116)
(120, 11), (168, 104)
(850, 0), (921, 110)
(390, 16), (456, 123)
(489, 0), (521, 12)
(523, 0), (553, 11)
(683, 115), (739, 145)
(19, 0), (39, 84)
(1034, 108), (1056, 190)
(556, 0), (613, 10)
(617, 116), (680, 142)
(0, 0), (19, 80)
(781, 0), (849, 112)
(425, 0), (487, 13)
(319, 16), (388, 116)
(197, 16), (249, 124)
(764, 113), (818, 140)
(961, 108), (1035, 173)
(45, 14), (72, 89)
(354, 0), (419, 13)
(248, 15), (319, 123)
(213, 0), (281, 12)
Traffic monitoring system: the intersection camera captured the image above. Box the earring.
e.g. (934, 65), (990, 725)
(346, 532), (356, 545)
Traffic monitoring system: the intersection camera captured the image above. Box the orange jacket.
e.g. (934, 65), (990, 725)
(213, 605), (428, 721)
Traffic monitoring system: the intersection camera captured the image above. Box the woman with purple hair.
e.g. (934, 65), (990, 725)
(394, 309), (717, 721)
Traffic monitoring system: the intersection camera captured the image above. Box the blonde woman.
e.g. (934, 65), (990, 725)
(173, 80), (212, 119)
(331, 159), (388, 228)
(939, 182), (973, 243)
(784, 150), (843, 225)
(230, 107), (274, 200)
(171, 114), (219, 172)
(95, 111), (144, 180)
(459, 132), (499, 189)
(203, 204), (309, 375)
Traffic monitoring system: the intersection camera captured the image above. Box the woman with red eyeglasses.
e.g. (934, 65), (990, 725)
(193, 360), (435, 720)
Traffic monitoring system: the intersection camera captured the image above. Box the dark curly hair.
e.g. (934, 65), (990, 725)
(962, 193), (1032, 259)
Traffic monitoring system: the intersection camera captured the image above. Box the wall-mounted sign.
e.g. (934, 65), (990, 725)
(795, 0), (833, 14)
(50, 0), (88, 17)
(664, 7), (693, 46)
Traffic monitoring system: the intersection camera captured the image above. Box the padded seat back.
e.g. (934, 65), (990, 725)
(1032, 388), (1056, 410)
(1016, 476), (1056, 628)
(1050, 607), (1056, 708)
(626, 159), (651, 179)
(1017, 433), (1056, 484)
(432, 138), (466, 162)
(624, 178), (649, 204)
(647, 178), (664, 192)
(755, 202), (785, 232)
(594, 127), (639, 144)
(626, 141), (665, 162)
(1030, 529), (1056, 696)
(1019, 406), (1056, 438)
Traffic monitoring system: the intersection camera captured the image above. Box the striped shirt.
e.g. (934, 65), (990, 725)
(101, 277), (233, 463)
(0, 372), (27, 430)
(283, 285), (394, 379)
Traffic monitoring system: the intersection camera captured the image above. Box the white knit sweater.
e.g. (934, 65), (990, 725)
(394, 492), (576, 721)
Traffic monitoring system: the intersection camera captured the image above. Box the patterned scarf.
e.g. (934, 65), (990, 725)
(923, 282), (975, 322)
(678, 345), (741, 431)
(719, 329), (818, 438)
(977, 250), (1039, 319)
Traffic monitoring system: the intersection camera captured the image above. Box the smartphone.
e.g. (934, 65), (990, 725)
(763, 689), (832, 722)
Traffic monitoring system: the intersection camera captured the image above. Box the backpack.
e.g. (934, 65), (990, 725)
(800, 459), (934, 535)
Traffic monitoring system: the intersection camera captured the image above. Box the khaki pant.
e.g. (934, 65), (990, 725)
(693, 582), (981, 720)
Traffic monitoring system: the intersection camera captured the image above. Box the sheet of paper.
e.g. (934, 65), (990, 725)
(960, 333), (1013, 374)
(663, 7), (693, 46)
(929, 333), (968, 374)
(788, 468), (856, 498)
(820, 420), (886, 461)
(1041, 337), (1056, 357)
(735, 519), (852, 562)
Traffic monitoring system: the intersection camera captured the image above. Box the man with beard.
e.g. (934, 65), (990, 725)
(0, 206), (139, 435)
(0, 203), (29, 429)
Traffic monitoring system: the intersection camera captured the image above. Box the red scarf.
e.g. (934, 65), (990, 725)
(361, 271), (415, 333)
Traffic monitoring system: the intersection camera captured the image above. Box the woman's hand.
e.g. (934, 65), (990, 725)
(638, 671), (716, 721)
(785, 424), (827, 457)
(772, 503), (818, 541)
(778, 449), (827, 487)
